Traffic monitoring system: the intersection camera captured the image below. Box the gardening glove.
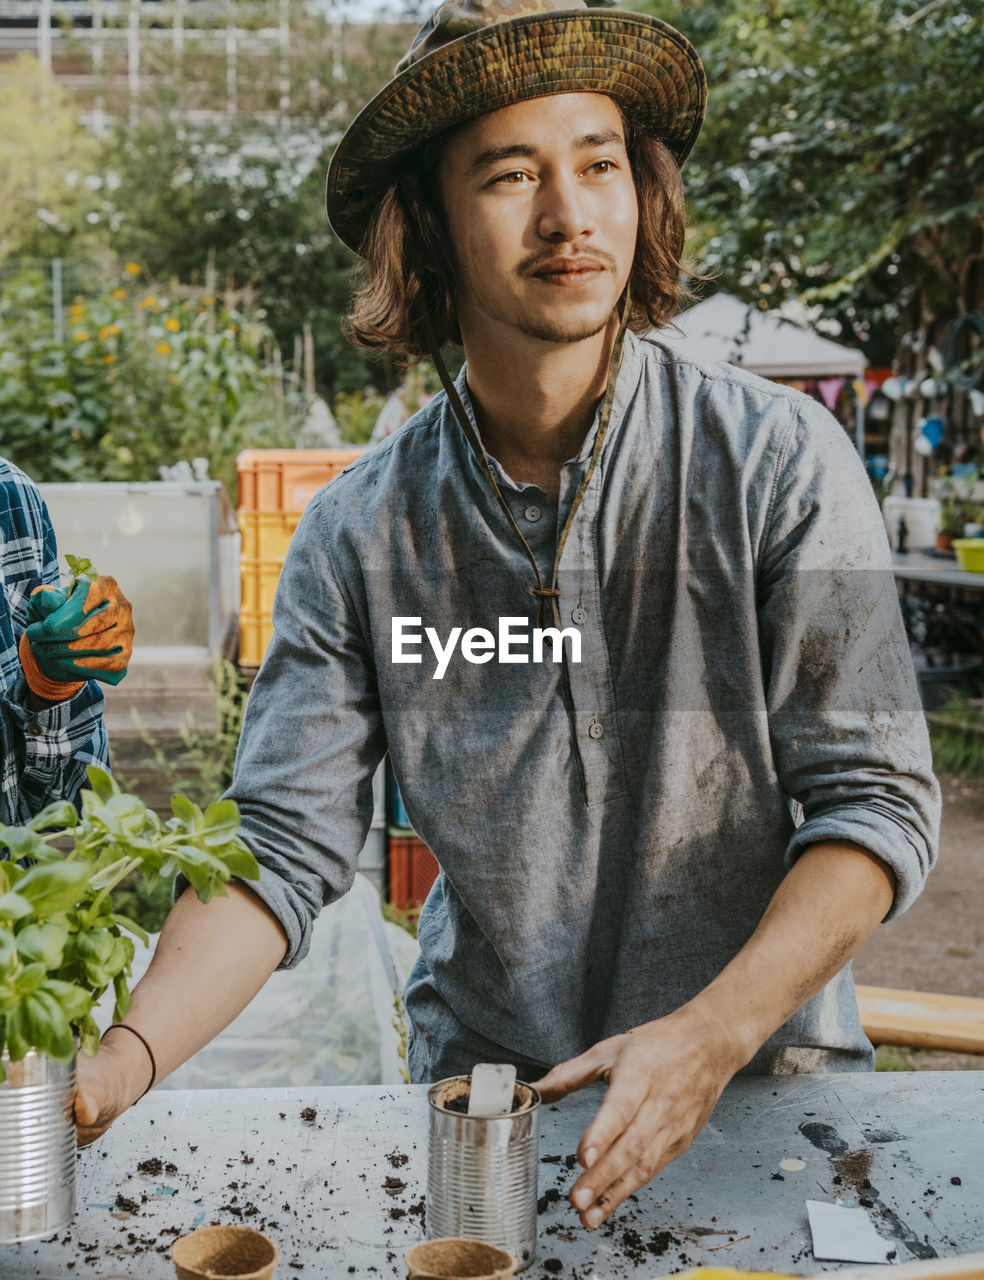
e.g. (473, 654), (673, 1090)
(18, 576), (134, 702)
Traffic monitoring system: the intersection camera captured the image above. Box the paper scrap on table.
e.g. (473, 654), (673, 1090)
(806, 1199), (896, 1263)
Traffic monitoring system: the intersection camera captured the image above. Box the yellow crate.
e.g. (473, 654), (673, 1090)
(238, 609), (276, 669)
(240, 559), (283, 616)
(238, 510), (302, 561)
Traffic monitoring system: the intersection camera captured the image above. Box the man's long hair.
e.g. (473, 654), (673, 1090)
(346, 115), (690, 362)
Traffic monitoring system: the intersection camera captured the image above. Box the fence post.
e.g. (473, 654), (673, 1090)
(51, 258), (64, 344)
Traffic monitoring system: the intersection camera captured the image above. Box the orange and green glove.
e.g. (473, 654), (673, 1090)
(18, 576), (135, 702)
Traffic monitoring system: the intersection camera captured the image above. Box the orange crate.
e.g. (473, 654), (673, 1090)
(240, 559), (283, 615)
(388, 833), (439, 909)
(237, 448), (364, 513)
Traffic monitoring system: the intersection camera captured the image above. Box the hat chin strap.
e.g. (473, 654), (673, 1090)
(423, 290), (632, 630)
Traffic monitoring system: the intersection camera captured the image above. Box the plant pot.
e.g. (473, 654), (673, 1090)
(171, 1224), (280, 1280)
(426, 1077), (540, 1272)
(0, 1049), (76, 1244)
(405, 1237), (517, 1279)
(935, 531), (957, 552)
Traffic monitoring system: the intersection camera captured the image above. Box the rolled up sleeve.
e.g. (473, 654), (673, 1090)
(757, 402), (940, 919)
(220, 486), (386, 968)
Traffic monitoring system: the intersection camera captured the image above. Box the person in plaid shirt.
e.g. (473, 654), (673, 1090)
(0, 457), (134, 823)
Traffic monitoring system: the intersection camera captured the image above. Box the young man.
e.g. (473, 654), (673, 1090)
(78, 0), (938, 1230)
(0, 456), (134, 823)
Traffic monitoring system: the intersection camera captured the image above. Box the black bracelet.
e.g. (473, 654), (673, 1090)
(102, 1023), (157, 1100)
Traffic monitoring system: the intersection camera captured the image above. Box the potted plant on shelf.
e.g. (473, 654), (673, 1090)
(935, 468), (983, 552)
(0, 765), (259, 1244)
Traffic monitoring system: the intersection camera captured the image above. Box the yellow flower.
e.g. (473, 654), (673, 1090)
(98, 324), (121, 340)
(155, 341), (172, 356)
(125, 262), (141, 276)
(103, 354), (116, 365)
(73, 330), (90, 342)
(112, 288), (127, 300)
(164, 317), (181, 332)
(116, 446), (133, 463)
(202, 295), (215, 305)
(139, 296), (159, 311)
(69, 303), (85, 321)
(169, 373), (181, 386)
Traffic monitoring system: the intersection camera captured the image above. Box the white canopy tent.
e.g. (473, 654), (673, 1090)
(660, 293), (867, 452)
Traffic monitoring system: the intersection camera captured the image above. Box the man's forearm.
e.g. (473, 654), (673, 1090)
(687, 839), (896, 1071)
(101, 880), (289, 1099)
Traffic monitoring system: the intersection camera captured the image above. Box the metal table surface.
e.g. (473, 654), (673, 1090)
(2, 1073), (982, 1279)
(892, 551), (984, 590)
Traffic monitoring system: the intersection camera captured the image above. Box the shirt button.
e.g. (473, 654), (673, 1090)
(524, 505), (541, 522)
(27, 724), (42, 737)
(587, 721), (604, 740)
(571, 606), (588, 624)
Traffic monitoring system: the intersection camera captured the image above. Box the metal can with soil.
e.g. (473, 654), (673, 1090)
(0, 1050), (77, 1244)
(427, 1075), (540, 1272)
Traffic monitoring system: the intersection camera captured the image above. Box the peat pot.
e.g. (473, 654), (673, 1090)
(0, 1049), (77, 1244)
(427, 1076), (540, 1272)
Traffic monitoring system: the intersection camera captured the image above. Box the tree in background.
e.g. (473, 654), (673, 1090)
(635, 0), (984, 365)
(0, 54), (103, 261)
(67, 6), (412, 404)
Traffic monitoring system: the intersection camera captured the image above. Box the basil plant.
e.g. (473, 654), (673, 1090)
(0, 765), (259, 1079)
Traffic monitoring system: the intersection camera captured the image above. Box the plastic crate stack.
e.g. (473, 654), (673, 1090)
(237, 448), (364, 668)
(386, 761), (440, 910)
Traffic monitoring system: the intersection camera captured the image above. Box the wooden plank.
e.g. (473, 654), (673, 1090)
(856, 984), (984, 1053)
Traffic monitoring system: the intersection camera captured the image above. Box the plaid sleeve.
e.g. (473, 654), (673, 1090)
(0, 459), (110, 824)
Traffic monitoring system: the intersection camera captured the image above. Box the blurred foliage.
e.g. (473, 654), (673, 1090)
(928, 692), (984, 778)
(0, 55), (102, 260)
(3, 0), (981, 436)
(633, 0), (984, 364)
(0, 262), (304, 493)
(126, 658), (249, 810)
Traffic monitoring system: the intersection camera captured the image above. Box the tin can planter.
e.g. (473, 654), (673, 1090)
(0, 1049), (77, 1244)
(427, 1076), (540, 1272)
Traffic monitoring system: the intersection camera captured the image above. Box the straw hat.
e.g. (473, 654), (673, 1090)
(326, 0), (706, 255)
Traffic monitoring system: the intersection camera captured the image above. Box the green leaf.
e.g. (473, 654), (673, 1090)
(14, 861), (91, 916)
(170, 794), (203, 828)
(0, 891), (32, 923)
(13, 962), (46, 998)
(77, 1011), (100, 1057)
(0, 826), (48, 862)
(74, 929), (119, 988)
(108, 913), (150, 947)
(201, 798), (240, 845)
(214, 839), (260, 882)
(9, 989), (75, 1061)
(112, 970), (131, 1022)
(15, 922), (68, 970)
(26, 800), (79, 833)
(42, 978), (91, 1024)
(84, 764), (120, 804)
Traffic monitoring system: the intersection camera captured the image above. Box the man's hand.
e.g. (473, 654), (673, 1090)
(532, 1005), (740, 1229)
(74, 1027), (155, 1148)
(19, 575), (134, 701)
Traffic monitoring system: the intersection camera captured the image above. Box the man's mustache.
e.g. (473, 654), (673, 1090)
(518, 248), (617, 277)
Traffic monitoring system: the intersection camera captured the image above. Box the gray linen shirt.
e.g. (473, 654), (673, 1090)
(227, 330), (939, 1080)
